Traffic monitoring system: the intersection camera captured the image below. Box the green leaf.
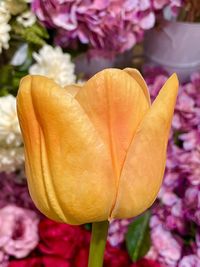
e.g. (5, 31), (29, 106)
(0, 64), (29, 96)
(11, 20), (49, 46)
(125, 210), (151, 262)
(0, 87), (9, 97)
(0, 65), (13, 85)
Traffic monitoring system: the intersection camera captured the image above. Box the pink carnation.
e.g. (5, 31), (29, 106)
(0, 205), (39, 258)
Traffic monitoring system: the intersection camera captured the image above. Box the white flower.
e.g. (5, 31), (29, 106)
(0, 147), (24, 173)
(0, 3), (11, 53)
(17, 10), (36, 27)
(0, 95), (22, 146)
(0, 95), (24, 172)
(29, 45), (76, 87)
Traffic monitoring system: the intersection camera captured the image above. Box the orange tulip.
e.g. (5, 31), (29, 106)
(17, 68), (178, 225)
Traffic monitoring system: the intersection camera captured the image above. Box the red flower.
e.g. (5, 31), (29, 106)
(38, 219), (90, 260)
(9, 256), (71, 267)
(74, 247), (89, 267)
(130, 259), (161, 267)
(73, 243), (131, 267)
(38, 219), (132, 267)
(9, 218), (138, 267)
(9, 258), (40, 267)
(43, 256), (71, 267)
(104, 243), (130, 267)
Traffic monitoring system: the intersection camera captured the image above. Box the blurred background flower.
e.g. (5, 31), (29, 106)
(0, 95), (21, 146)
(0, 95), (23, 173)
(0, 2), (11, 54)
(29, 45), (76, 86)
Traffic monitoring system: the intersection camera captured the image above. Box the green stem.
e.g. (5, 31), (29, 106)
(88, 221), (109, 267)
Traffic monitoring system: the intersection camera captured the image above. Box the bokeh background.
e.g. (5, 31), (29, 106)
(0, 1), (200, 266)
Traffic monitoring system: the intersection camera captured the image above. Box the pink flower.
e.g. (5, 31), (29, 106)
(185, 187), (199, 208)
(191, 72), (200, 88)
(31, 0), (184, 55)
(153, 0), (182, 9)
(160, 192), (179, 206)
(0, 251), (8, 267)
(0, 172), (36, 211)
(165, 215), (185, 233)
(32, 0), (156, 54)
(139, 12), (155, 30)
(151, 225), (182, 266)
(178, 255), (200, 267)
(146, 67), (200, 266)
(0, 205), (39, 258)
(176, 92), (195, 113)
(179, 131), (199, 151)
(108, 219), (130, 247)
(153, 0), (170, 9)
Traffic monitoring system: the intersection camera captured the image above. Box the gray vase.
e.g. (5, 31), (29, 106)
(144, 21), (200, 82)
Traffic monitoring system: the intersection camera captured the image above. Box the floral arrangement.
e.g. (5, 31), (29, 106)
(0, 1), (200, 267)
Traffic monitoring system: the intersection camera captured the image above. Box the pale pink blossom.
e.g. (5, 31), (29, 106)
(0, 205), (39, 258)
(151, 225), (182, 266)
(178, 255), (200, 267)
(108, 219), (130, 247)
(0, 251), (8, 267)
(161, 192), (179, 206)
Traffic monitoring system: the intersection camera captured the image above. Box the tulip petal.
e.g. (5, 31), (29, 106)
(17, 75), (116, 225)
(111, 74), (179, 219)
(76, 69), (150, 183)
(124, 68), (151, 105)
(17, 76), (60, 222)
